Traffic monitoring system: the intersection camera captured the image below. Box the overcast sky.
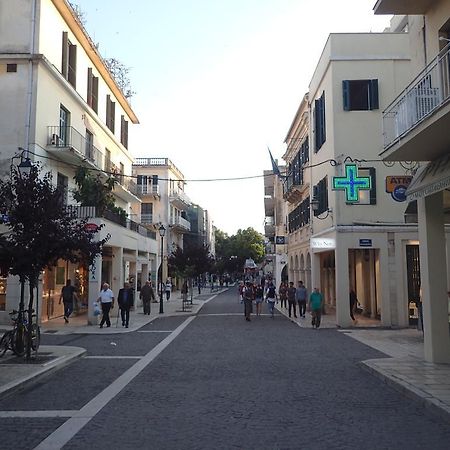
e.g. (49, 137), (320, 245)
(73, 0), (392, 235)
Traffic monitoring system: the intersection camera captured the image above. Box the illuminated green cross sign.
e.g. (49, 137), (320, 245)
(332, 164), (371, 202)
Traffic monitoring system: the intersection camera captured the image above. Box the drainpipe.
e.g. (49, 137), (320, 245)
(25, 0), (37, 152)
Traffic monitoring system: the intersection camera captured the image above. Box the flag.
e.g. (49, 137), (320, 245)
(268, 147), (281, 177)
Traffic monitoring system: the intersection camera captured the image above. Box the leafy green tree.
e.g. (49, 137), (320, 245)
(0, 164), (108, 358)
(168, 241), (213, 280)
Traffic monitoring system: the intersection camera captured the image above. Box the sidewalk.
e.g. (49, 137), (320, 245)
(0, 288), (225, 398)
(276, 303), (450, 424)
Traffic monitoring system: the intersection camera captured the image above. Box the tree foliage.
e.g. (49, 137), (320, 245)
(104, 58), (136, 99)
(168, 241), (214, 279)
(214, 227), (265, 275)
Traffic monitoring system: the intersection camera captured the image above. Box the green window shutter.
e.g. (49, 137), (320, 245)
(369, 79), (379, 110)
(369, 168), (377, 204)
(342, 80), (350, 111)
(61, 32), (68, 78)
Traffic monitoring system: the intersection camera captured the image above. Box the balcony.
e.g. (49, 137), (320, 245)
(381, 45), (450, 161)
(169, 216), (191, 233)
(169, 190), (191, 210)
(283, 173), (308, 204)
(47, 126), (103, 169)
(264, 218), (275, 238)
(65, 205), (156, 239)
(264, 196), (274, 216)
(373, 0), (434, 14)
(137, 184), (160, 197)
(140, 213), (155, 225)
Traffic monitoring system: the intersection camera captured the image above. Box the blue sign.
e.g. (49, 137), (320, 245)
(275, 236), (285, 245)
(359, 239), (372, 247)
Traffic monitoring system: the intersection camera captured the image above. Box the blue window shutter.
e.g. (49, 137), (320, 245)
(369, 79), (379, 110)
(342, 80), (350, 111)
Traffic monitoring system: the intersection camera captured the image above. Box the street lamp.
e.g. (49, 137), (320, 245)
(158, 224), (166, 314)
(17, 157), (32, 177)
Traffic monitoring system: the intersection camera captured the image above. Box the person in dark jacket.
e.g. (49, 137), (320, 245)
(118, 282), (134, 328)
(349, 289), (358, 324)
(140, 280), (155, 315)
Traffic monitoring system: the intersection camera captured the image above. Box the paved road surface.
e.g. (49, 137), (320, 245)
(1, 289), (449, 449)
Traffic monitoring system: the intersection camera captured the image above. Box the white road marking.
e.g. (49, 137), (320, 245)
(33, 315), (196, 450)
(84, 356), (143, 359)
(0, 410), (76, 418)
(137, 330), (173, 333)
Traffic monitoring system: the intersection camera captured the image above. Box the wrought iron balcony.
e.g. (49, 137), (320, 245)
(137, 184), (160, 196)
(382, 45), (450, 152)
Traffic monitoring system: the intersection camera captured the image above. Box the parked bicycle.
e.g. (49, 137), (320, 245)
(0, 309), (40, 357)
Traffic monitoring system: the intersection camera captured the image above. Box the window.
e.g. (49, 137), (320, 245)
(106, 95), (115, 133)
(6, 64), (17, 73)
(288, 197), (310, 232)
(85, 130), (93, 161)
(59, 105), (70, 146)
(347, 168), (377, 205)
(121, 115), (129, 149)
(342, 79), (379, 111)
(141, 203), (153, 224)
(87, 68), (99, 113)
(314, 92), (326, 151)
(61, 32), (77, 88)
(313, 176), (328, 216)
(56, 173), (68, 206)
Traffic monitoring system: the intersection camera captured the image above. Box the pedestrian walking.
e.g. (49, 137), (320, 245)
(266, 281), (277, 318)
(242, 281), (254, 321)
(118, 282), (134, 328)
(140, 280), (155, 315)
(255, 283), (264, 316)
(349, 289), (358, 324)
(59, 279), (79, 323)
(309, 287), (324, 329)
(278, 282), (288, 309)
(98, 283), (114, 329)
(287, 281), (297, 318)
(165, 279), (172, 301)
(181, 280), (188, 303)
(296, 281), (308, 318)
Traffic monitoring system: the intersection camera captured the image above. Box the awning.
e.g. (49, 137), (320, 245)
(406, 153), (450, 201)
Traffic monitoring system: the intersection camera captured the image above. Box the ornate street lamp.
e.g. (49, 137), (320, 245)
(159, 224), (166, 314)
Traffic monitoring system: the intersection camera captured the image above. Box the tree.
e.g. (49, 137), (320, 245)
(0, 164), (108, 358)
(104, 58), (136, 99)
(68, 2), (87, 27)
(168, 241), (214, 280)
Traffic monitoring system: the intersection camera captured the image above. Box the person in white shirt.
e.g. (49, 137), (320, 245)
(165, 279), (172, 301)
(97, 282), (115, 328)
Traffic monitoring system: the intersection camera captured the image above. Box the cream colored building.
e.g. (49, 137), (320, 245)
(281, 31), (438, 329)
(132, 158), (191, 287)
(283, 94), (312, 291)
(0, 0), (157, 325)
(375, 1), (450, 363)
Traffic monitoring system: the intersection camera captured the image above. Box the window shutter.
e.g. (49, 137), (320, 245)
(342, 80), (350, 111)
(87, 68), (93, 107)
(92, 76), (99, 113)
(153, 175), (159, 185)
(369, 79), (379, 110)
(61, 32), (68, 78)
(68, 44), (77, 87)
(111, 101), (115, 133)
(369, 168), (377, 204)
(320, 93), (326, 144)
(314, 99), (320, 152)
(106, 95), (111, 128)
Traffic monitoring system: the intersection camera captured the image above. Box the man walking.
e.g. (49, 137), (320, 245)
(98, 283), (114, 329)
(266, 281), (277, 319)
(59, 279), (79, 323)
(296, 281), (308, 318)
(140, 280), (155, 315)
(309, 287), (324, 329)
(287, 281), (297, 318)
(242, 281), (254, 321)
(118, 282), (134, 328)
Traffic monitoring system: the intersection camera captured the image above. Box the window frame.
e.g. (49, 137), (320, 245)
(342, 79), (379, 111)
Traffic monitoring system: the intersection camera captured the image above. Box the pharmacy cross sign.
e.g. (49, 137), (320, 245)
(332, 164), (371, 202)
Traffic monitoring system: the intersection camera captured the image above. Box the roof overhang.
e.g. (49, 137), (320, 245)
(373, 0), (435, 15)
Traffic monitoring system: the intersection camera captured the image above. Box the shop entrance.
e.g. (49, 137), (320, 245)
(406, 244), (421, 325)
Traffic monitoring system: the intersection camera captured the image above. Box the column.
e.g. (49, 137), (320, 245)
(335, 243), (351, 327)
(87, 255), (101, 326)
(112, 247), (124, 297)
(378, 246), (392, 326)
(418, 191), (450, 363)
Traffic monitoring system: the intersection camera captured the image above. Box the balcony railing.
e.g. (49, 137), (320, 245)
(382, 45), (450, 149)
(66, 205), (156, 238)
(169, 190), (191, 208)
(170, 216), (191, 231)
(137, 184), (160, 196)
(134, 158), (169, 166)
(48, 126), (104, 168)
(140, 213), (154, 225)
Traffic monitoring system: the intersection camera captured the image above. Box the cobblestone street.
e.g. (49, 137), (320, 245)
(1, 289), (450, 450)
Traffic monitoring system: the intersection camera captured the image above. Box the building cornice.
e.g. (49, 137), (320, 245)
(51, 0), (139, 124)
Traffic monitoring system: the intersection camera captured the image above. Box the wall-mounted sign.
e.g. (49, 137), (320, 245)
(275, 236), (286, 245)
(311, 238), (336, 249)
(332, 164), (371, 202)
(386, 175), (412, 202)
(84, 223), (99, 232)
(359, 239), (372, 247)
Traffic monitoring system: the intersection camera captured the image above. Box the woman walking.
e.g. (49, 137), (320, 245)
(278, 282), (288, 309)
(255, 283), (264, 316)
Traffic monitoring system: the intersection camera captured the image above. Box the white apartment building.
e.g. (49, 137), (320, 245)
(132, 158), (191, 286)
(374, 1), (450, 363)
(281, 31), (440, 329)
(0, 0), (157, 325)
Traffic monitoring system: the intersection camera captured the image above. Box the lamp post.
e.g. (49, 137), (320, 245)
(158, 224), (166, 314)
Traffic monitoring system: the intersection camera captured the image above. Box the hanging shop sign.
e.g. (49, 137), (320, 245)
(275, 236), (286, 245)
(332, 164), (371, 202)
(385, 175), (412, 202)
(84, 223), (99, 232)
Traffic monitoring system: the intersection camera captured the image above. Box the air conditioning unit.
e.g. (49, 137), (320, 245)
(51, 134), (60, 146)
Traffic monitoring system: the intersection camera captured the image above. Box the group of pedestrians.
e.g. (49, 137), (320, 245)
(239, 279), (323, 328)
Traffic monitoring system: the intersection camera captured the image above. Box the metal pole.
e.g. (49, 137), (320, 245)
(159, 234), (164, 314)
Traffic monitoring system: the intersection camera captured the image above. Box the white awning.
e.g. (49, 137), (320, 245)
(406, 154), (450, 201)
